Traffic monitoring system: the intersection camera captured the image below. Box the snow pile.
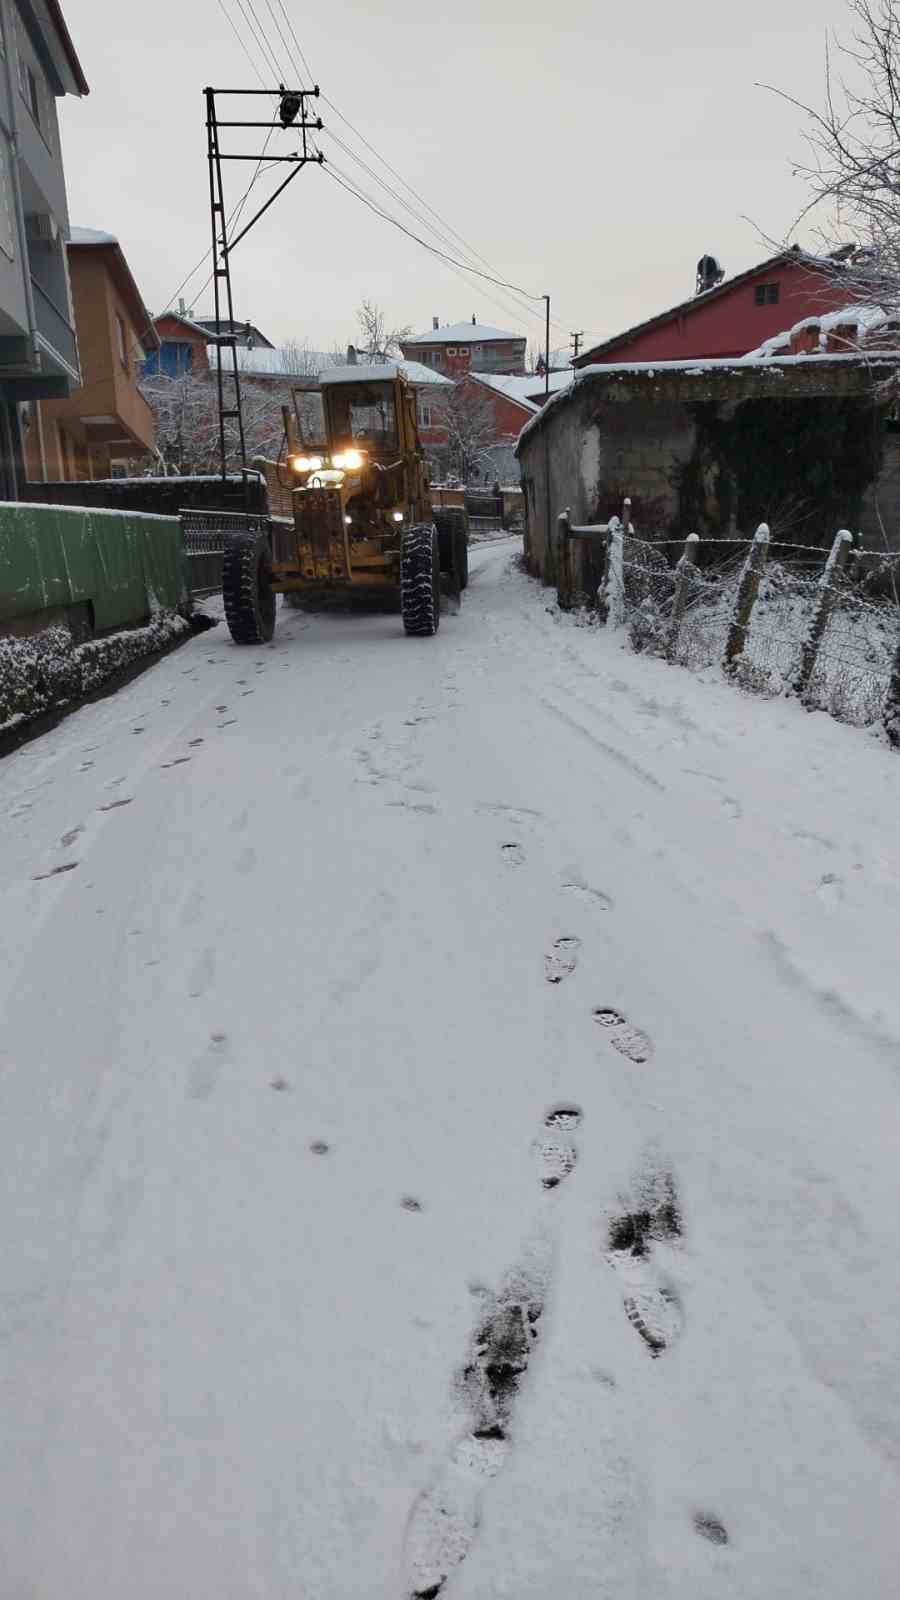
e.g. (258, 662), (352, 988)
(0, 608), (189, 733)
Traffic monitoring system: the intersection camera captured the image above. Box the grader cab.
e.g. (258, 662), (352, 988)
(222, 365), (468, 644)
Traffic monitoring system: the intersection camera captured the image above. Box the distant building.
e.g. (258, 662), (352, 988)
(144, 309), (275, 379)
(401, 317), (527, 378)
(0, 0), (88, 495)
(27, 227), (159, 480)
(576, 250), (860, 367)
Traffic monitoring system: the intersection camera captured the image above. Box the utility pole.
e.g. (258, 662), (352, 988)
(570, 331), (584, 361)
(543, 294), (551, 401)
(205, 84), (324, 485)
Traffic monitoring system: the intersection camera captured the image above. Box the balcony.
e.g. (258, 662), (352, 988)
(30, 275), (79, 383)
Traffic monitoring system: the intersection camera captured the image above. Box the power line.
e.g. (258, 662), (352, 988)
(319, 126), (547, 332)
(233, 0), (283, 80)
(273, 0), (315, 82)
(214, 0), (268, 87)
(264, 0), (303, 82)
(320, 163), (544, 301)
(320, 156), (554, 342)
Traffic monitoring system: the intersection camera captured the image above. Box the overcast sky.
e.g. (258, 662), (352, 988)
(59, 0), (853, 356)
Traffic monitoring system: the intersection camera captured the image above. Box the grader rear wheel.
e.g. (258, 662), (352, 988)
(223, 530), (276, 645)
(401, 524), (441, 637)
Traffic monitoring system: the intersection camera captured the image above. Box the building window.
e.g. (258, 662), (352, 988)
(418, 402), (433, 427)
(109, 459), (129, 479)
(446, 346), (457, 356)
(116, 314), (128, 369)
(754, 283), (780, 306)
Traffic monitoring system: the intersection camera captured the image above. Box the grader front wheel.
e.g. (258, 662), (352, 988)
(223, 530), (276, 645)
(401, 524), (441, 637)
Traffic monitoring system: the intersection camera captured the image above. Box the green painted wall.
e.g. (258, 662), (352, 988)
(0, 504), (187, 631)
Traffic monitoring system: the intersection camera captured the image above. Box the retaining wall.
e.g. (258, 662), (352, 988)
(0, 502), (187, 635)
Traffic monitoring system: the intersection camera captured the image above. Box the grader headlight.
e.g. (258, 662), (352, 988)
(332, 448), (365, 470)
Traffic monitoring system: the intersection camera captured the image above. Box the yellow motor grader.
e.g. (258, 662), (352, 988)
(222, 365), (468, 643)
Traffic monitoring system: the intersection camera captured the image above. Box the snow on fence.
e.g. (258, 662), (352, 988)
(556, 503), (900, 744)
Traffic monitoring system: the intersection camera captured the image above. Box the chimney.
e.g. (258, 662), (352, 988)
(432, 316), (439, 330)
(347, 344), (358, 365)
(472, 314), (476, 324)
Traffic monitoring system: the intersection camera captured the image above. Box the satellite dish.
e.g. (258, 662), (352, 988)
(696, 255), (724, 294)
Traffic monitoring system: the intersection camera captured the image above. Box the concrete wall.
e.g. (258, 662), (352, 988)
(518, 359), (900, 582)
(0, 501), (186, 632)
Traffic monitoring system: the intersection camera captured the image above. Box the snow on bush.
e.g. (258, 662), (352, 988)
(610, 546), (900, 731)
(0, 609), (189, 733)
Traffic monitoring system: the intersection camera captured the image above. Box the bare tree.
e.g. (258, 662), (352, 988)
(767, 0), (900, 305)
(433, 379), (501, 483)
(139, 369), (286, 475)
(355, 298), (413, 362)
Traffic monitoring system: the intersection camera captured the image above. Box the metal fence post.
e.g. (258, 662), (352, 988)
(666, 532), (699, 661)
(557, 509), (573, 609)
(724, 522), (770, 671)
(794, 529), (853, 700)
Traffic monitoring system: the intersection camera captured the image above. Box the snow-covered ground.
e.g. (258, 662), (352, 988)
(2, 540), (900, 1598)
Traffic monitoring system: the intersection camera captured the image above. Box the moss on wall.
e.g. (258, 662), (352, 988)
(676, 397), (883, 546)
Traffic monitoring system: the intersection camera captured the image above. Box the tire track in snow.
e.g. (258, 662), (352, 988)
(539, 695), (667, 793)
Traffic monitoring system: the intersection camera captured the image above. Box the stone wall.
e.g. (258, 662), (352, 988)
(517, 356), (900, 583)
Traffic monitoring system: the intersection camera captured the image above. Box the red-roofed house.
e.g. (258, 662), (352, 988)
(575, 250), (860, 368)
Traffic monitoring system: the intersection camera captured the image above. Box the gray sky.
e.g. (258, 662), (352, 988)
(60, 0), (852, 355)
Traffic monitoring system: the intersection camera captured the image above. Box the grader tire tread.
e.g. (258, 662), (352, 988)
(223, 529), (276, 645)
(401, 524), (440, 637)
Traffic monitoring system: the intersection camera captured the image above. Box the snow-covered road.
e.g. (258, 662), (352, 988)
(3, 539), (900, 1598)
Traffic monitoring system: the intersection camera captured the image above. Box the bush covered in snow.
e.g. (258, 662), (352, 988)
(0, 610), (189, 733)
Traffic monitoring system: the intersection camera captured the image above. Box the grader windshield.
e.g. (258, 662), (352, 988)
(324, 380), (399, 459)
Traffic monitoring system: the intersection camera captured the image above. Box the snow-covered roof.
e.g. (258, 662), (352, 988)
(214, 345), (329, 378)
(744, 303), (891, 361)
(405, 321), (524, 346)
(470, 370), (573, 410)
(68, 226), (118, 247)
(515, 349), (900, 455)
(322, 360), (453, 388)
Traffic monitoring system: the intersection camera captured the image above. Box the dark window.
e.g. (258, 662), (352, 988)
(26, 66), (40, 127)
(754, 283), (780, 306)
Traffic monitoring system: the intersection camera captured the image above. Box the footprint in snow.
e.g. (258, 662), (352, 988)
(694, 1511), (729, 1545)
(534, 1104), (583, 1190)
(544, 935), (580, 984)
(816, 872), (844, 908)
(606, 1166), (683, 1357)
(404, 1244), (549, 1598)
(500, 842), (525, 866)
(593, 1007), (653, 1063)
(33, 861), (79, 881)
(60, 824), (84, 848)
(98, 797), (134, 812)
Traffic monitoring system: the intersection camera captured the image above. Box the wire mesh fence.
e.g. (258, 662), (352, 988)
(180, 508), (271, 599)
(557, 508), (900, 736)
